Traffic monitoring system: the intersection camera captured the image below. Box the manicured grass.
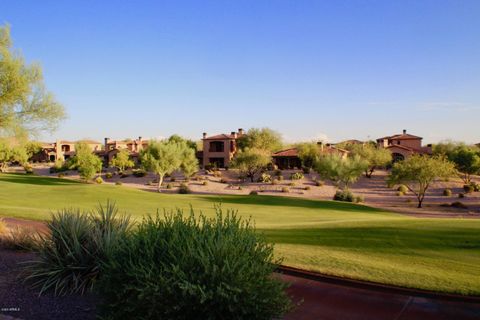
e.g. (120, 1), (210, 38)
(0, 173), (479, 295)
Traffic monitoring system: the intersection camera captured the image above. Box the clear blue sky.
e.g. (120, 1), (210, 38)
(2, 0), (479, 143)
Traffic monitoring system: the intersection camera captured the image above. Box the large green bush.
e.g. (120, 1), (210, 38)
(98, 206), (291, 320)
(23, 202), (131, 295)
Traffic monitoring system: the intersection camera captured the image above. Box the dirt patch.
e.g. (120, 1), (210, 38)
(0, 249), (97, 320)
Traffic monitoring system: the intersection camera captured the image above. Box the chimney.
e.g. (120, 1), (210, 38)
(238, 128), (244, 135)
(403, 129), (407, 134)
(203, 132), (207, 139)
(231, 131), (237, 139)
(317, 141), (324, 151)
(138, 136), (142, 142)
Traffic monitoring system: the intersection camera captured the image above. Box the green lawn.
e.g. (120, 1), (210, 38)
(1, 173), (479, 295)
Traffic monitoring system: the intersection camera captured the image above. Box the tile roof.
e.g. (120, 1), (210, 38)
(377, 133), (422, 141)
(203, 133), (237, 140)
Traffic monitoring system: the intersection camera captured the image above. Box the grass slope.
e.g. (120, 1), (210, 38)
(1, 173), (479, 295)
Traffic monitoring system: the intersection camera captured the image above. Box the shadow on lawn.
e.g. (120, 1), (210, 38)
(262, 225), (480, 251)
(0, 173), (82, 186)
(198, 194), (389, 213)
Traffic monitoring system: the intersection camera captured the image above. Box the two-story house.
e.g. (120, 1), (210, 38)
(202, 129), (244, 168)
(376, 130), (432, 162)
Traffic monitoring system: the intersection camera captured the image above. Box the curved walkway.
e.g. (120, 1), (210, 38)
(280, 267), (480, 320)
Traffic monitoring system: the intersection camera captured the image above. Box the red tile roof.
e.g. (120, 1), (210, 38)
(203, 134), (237, 140)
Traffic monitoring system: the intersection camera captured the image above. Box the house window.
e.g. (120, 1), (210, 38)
(397, 141), (401, 145)
(209, 141), (224, 152)
(61, 145), (70, 152)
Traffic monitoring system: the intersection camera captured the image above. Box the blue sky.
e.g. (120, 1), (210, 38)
(2, 0), (479, 143)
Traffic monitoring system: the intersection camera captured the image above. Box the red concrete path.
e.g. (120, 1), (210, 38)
(280, 273), (480, 320)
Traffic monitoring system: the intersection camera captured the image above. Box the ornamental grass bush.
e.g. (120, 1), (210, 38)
(397, 185), (408, 193)
(443, 188), (452, 196)
(333, 189), (354, 202)
(22, 202), (131, 296)
(290, 172), (304, 180)
(178, 183), (191, 194)
(97, 207), (291, 320)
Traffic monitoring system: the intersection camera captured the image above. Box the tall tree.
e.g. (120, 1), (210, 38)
(141, 140), (197, 191)
(387, 155), (456, 208)
(296, 142), (320, 169)
(448, 146), (480, 184)
(73, 142), (102, 182)
(111, 149), (134, 172)
(237, 128), (283, 152)
(231, 148), (271, 182)
(314, 154), (368, 190)
(350, 144), (392, 178)
(0, 25), (65, 138)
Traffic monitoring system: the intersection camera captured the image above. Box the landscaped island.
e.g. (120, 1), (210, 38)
(1, 173), (479, 295)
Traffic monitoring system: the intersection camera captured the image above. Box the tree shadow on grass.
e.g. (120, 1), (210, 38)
(261, 225), (480, 251)
(196, 194), (390, 214)
(0, 173), (82, 186)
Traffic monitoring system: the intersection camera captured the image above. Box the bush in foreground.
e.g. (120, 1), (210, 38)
(23, 202), (131, 296)
(98, 207), (291, 319)
(334, 189), (364, 203)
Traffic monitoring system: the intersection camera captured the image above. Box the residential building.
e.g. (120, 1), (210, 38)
(202, 129), (244, 168)
(376, 129), (432, 162)
(102, 137), (148, 164)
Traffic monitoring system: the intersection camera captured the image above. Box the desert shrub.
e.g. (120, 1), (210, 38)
(271, 179), (278, 185)
(472, 182), (480, 192)
(333, 190), (354, 202)
(451, 201), (468, 209)
(24, 165), (34, 174)
(396, 191), (404, 196)
(258, 173), (272, 183)
(459, 193), (465, 198)
(166, 183), (174, 189)
(95, 177), (104, 184)
(105, 172), (113, 179)
(274, 169), (282, 177)
(115, 181), (122, 186)
(302, 167), (311, 174)
(258, 186), (266, 192)
(213, 171), (222, 178)
(443, 188), (452, 196)
(315, 180), (324, 187)
(220, 178), (228, 184)
(0, 226), (41, 251)
(290, 172), (304, 180)
(249, 190), (258, 195)
(132, 169), (147, 178)
(463, 184), (474, 193)
(97, 207), (291, 319)
(57, 173), (64, 178)
(281, 187), (289, 193)
(178, 183), (191, 194)
(397, 185), (408, 193)
(355, 195), (364, 203)
(202, 181), (208, 186)
(23, 202), (131, 296)
(170, 176), (176, 182)
(304, 186), (311, 191)
(288, 182), (295, 187)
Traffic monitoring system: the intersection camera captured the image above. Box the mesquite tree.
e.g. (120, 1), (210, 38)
(387, 155), (456, 208)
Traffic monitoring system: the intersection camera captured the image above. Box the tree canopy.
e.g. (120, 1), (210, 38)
(230, 148), (271, 182)
(296, 142), (320, 169)
(237, 128), (283, 152)
(111, 149), (134, 172)
(141, 139), (198, 191)
(433, 143), (480, 184)
(0, 24), (65, 138)
(387, 155), (456, 208)
(314, 154), (368, 190)
(349, 144), (392, 178)
(71, 142), (102, 182)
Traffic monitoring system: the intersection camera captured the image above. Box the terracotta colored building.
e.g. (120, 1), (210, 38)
(202, 129), (244, 168)
(102, 137), (148, 164)
(376, 130), (432, 162)
(272, 143), (349, 170)
(33, 140), (102, 162)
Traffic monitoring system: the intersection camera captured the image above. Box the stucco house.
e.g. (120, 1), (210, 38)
(33, 140), (102, 162)
(272, 142), (349, 170)
(101, 137), (148, 165)
(376, 130), (432, 162)
(201, 129), (244, 168)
